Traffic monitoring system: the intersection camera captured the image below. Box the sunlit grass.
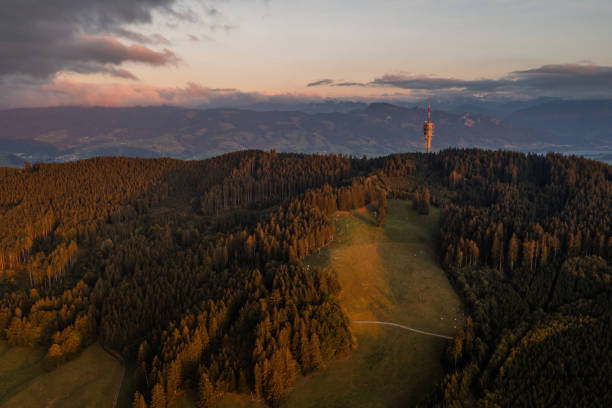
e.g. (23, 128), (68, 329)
(0, 342), (123, 408)
(281, 200), (464, 408)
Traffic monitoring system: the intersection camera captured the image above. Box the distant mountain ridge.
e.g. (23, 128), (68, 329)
(0, 102), (608, 164)
(506, 99), (612, 148)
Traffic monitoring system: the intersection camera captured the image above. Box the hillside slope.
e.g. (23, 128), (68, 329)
(283, 201), (463, 407)
(0, 150), (610, 407)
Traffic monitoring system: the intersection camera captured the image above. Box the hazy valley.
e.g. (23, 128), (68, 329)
(2, 100), (611, 167)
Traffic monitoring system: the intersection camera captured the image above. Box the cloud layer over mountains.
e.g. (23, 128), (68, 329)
(308, 64), (612, 99)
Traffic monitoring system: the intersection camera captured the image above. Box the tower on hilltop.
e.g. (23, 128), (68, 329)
(423, 100), (434, 153)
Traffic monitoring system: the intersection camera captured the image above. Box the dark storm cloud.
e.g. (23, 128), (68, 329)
(307, 79), (334, 87)
(0, 0), (180, 79)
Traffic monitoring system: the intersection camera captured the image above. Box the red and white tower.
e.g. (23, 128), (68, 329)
(423, 100), (434, 153)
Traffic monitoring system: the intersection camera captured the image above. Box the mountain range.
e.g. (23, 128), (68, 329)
(0, 100), (610, 166)
(506, 99), (612, 148)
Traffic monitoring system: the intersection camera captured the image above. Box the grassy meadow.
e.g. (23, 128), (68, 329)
(281, 200), (464, 407)
(0, 342), (123, 408)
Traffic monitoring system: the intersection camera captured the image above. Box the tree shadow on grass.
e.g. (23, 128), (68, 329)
(351, 210), (377, 227)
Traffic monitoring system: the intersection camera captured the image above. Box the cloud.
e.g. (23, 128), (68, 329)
(115, 28), (171, 45)
(0, 34), (177, 80)
(106, 68), (139, 80)
(0, 79), (325, 110)
(334, 82), (369, 87)
(307, 79), (369, 88)
(307, 79), (334, 87)
(205, 6), (222, 18)
(68, 36), (177, 66)
(210, 24), (240, 33)
(325, 64), (612, 99)
(4, 62), (612, 110)
(150, 34), (172, 46)
(187, 33), (214, 42)
(0, 0), (181, 80)
(506, 64), (612, 95)
(370, 74), (509, 92)
(114, 28), (155, 44)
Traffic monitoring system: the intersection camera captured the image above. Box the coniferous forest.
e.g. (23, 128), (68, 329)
(0, 149), (610, 407)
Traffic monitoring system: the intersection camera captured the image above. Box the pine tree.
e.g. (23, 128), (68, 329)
(132, 392), (148, 408)
(309, 333), (324, 371)
(44, 343), (63, 370)
(150, 383), (166, 408)
(508, 233), (519, 270)
(253, 362), (263, 398)
(165, 360), (182, 404)
(421, 187), (431, 215)
(198, 372), (216, 408)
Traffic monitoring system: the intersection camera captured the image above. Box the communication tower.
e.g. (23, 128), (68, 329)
(423, 100), (434, 153)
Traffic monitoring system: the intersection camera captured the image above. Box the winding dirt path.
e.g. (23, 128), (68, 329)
(352, 321), (453, 340)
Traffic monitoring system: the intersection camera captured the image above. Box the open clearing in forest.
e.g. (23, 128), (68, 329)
(0, 342), (124, 408)
(281, 200), (464, 408)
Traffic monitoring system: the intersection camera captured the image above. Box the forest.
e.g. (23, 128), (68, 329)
(0, 149), (610, 407)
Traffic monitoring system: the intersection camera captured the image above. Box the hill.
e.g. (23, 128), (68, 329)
(0, 149), (610, 407)
(283, 201), (463, 407)
(0, 104), (548, 163)
(0, 153), (25, 167)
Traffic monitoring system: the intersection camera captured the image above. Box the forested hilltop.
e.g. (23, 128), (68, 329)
(0, 149), (610, 407)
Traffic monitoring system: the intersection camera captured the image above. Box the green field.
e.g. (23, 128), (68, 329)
(0, 342), (124, 408)
(281, 200), (464, 408)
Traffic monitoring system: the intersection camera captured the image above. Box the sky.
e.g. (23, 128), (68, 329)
(1, 0), (611, 109)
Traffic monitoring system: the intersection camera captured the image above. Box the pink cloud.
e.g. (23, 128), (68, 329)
(69, 35), (178, 66)
(0, 80), (321, 109)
